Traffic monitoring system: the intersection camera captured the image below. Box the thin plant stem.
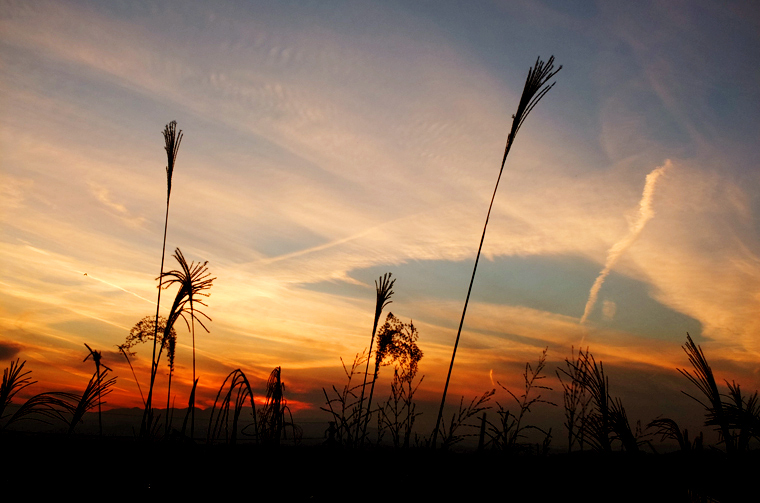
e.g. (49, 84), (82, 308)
(432, 57), (560, 447)
(190, 299), (196, 439)
(142, 121), (182, 437)
(118, 346), (145, 407)
(84, 343), (111, 437)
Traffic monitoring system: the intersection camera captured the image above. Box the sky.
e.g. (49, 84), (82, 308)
(1, 0), (759, 442)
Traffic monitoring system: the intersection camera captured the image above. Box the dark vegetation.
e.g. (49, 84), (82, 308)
(2, 58), (758, 500)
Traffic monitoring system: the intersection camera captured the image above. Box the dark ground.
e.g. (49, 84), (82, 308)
(2, 430), (756, 502)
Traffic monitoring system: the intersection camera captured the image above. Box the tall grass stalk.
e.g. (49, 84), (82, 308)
(84, 343), (112, 437)
(432, 56), (560, 447)
(355, 273), (394, 444)
(143, 120), (183, 437)
(164, 333), (176, 437)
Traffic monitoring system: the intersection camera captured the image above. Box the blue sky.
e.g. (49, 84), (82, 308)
(1, 0), (759, 437)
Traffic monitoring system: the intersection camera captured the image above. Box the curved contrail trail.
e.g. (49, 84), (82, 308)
(580, 160), (671, 324)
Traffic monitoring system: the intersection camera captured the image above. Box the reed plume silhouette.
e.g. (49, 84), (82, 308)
(207, 368), (257, 445)
(362, 313), (422, 444)
(432, 56), (561, 447)
(675, 334), (760, 453)
(119, 315), (177, 408)
(142, 248), (214, 438)
(143, 120), (183, 437)
(159, 248), (215, 438)
(355, 273), (394, 444)
(83, 343), (112, 436)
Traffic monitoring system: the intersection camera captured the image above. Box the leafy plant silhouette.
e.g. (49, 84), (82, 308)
(322, 351), (367, 448)
(437, 390), (495, 451)
(432, 56), (561, 447)
(487, 347), (556, 453)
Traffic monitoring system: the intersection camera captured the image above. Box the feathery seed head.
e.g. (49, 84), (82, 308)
(375, 272), (396, 317)
(506, 56), (561, 150)
(163, 120), (183, 200)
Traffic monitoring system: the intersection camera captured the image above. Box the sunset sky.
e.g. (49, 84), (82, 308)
(2, 0), (759, 439)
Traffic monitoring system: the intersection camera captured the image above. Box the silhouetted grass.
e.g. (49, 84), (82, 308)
(258, 366), (301, 445)
(674, 333), (760, 454)
(433, 56), (561, 447)
(556, 346), (591, 452)
(207, 368), (257, 445)
(648, 417), (702, 452)
(159, 248), (215, 438)
(144, 120), (183, 437)
(679, 333), (734, 453)
(1, 359), (34, 422)
(1, 359), (70, 429)
(437, 390), (495, 450)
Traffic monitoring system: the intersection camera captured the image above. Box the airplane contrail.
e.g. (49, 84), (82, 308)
(580, 160), (671, 324)
(73, 269), (155, 305)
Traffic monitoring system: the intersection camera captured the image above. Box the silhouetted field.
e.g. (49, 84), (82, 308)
(3, 429), (756, 502)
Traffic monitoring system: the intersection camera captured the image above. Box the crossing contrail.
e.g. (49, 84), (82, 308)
(580, 160), (671, 324)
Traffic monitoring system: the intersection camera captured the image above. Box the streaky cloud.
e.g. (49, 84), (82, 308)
(580, 160), (671, 324)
